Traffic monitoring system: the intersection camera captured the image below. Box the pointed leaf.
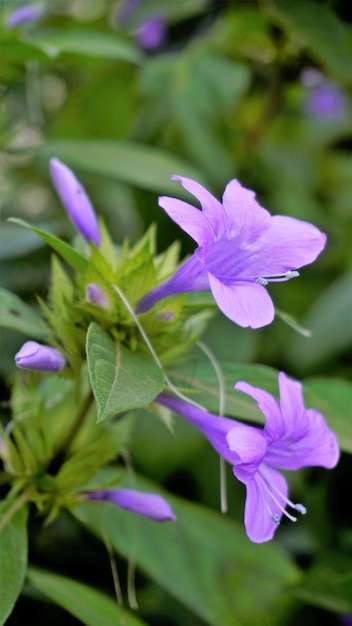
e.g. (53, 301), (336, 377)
(0, 501), (28, 626)
(8, 219), (88, 272)
(86, 323), (164, 421)
(0, 288), (48, 339)
(27, 568), (147, 626)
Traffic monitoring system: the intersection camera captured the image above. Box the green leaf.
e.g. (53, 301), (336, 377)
(170, 362), (352, 453)
(27, 568), (147, 626)
(265, 0), (352, 84)
(0, 501), (28, 626)
(77, 474), (299, 626)
(30, 30), (142, 64)
(86, 323), (164, 421)
(8, 219), (88, 272)
(36, 140), (205, 195)
(0, 288), (48, 340)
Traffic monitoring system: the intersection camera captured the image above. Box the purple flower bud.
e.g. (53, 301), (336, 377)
(7, 4), (42, 28)
(50, 158), (101, 246)
(86, 283), (110, 309)
(15, 341), (66, 372)
(301, 69), (349, 121)
(87, 488), (176, 522)
(135, 16), (166, 51)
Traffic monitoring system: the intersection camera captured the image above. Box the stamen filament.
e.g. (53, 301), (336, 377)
(256, 270), (300, 286)
(270, 479), (307, 515)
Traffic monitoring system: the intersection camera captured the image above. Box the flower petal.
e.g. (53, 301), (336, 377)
(257, 215), (327, 274)
(208, 275), (275, 328)
(278, 372), (307, 437)
(222, 179), (271, 241)
(227, 423), (267, 482)
(241, 465), (288, 543)
(158, 195), (211, 247)
(88, 488), (176, 521)
(234, 381), (283, 440)
(171, 175), (226, 237)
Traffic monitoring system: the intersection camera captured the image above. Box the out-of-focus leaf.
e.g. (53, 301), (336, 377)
(292, 552), (352, 613)
(0, 501), (28, 626)
(287, 271), (352, 369)
(36, 140), (205, 195)
(77, 474), (299, 626)
(0, 288), (48, 340)
(8, 219), (88, 272)
(169, 362), (352, 453)
(30, 30), (142, 64)
(86, 323), (164, 421)
(265, 0), (352, 84)
(126, 0), (208, 23)
(27, 568), (147, 626)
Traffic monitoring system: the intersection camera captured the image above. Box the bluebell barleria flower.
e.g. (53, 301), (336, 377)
(15, 341), (66, 372)
(134, 16), (166, 51)
(7, 4), (42, 28)
(156, 372), (339, 543)
(301, 68), (349, 120)
(137, 176), (326, 328)
(86, 488), (176, 521)
(50, 158), (101, 246)
(86, 283), (110, 309)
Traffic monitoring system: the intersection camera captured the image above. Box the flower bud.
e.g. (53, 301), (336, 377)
(50, 158), (101, 246)
(7, 4), (42, 28)
(87, 488), (176, 521)
(135, 16), (166, 51)
(15, 341), (66, 372)
(86, 283), (110, 309)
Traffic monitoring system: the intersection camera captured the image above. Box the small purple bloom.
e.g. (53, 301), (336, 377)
(156, 372), (339, 543)
(50, 158), (101, 246)
(137, 177), (326, 328)
(301, 68), (349, 120)
(15, 341), (66, 372)
(134, 16), (166, 51)
(87, 488), (176, 522)
(86, 283), (110, 309)
(7, 4), (42, 28)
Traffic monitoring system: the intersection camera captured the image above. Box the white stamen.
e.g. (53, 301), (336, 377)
(270, 479), (307, 515)
(258, 471), (307, 525)
(256, 270), (300, 286)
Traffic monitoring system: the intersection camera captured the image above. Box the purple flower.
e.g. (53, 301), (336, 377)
(50, 158), (101, 246)
(86, 283), (110, 309)
(15, 341), (66, 372)
(156, 372), (339, 543)
(86, 488), (176, 522)
(7, 4), (42, 28)
(137, 177), (326, 328)
(134, 16), (166, 51)
(302, 68), (349, 121)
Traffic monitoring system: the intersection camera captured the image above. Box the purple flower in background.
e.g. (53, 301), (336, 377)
(7, 4), (42, 28)
(156, 372), (339, 542)
(50, 158), (101, 246)
(15, 341), (66, 372)
(86, 283), (110, 309)
(86, 488), (176, 521)
(341, 616), (352, 626)
(137, 176), (326, 328)
(302, 68), (349, 120)
(134, 16), (166, 51)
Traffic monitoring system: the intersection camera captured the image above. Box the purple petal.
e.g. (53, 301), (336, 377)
(15, 341), (66, 372)
(242, 464), (288, 543)
(88, 488), (176, 521)
(158, 195), (211, 247)
(7, 4), (42, 28)
(226, 423), (267, 483)
(278, 372), (307, 437)
(234, 380), (283, 441)
(50, 158), (101, 246)
(221, 179), (271, 241)
(171, 175), (227, 237)
(256, 215), (327, 274)
(86, 283), (110, 309)
(208, 275), (275, 328)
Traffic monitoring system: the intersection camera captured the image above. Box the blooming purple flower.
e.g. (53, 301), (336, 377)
(156, 372), (339, 543)
(137, 177), (326, 328)
(50, 158), (101, 246)
(134, 16), (166, 51)
(86, 283), (110, 309)
(15, 341), (66, 372)
(7, 4), (42, 28)
(86, 488), (176, 522)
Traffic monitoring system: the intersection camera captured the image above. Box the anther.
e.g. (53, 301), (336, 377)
(271, 514), (280, 524)
(256, 270), (300, 286)
(294, 503), (307, 515)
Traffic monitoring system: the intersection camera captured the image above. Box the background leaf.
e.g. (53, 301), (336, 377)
(0, 288), (48, 340)
(86, 323), (165, 421)
(0, 502), (28, 626)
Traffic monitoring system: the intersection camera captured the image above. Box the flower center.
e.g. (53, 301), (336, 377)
(255, 270), (299, 286)
(259, 471), (307, 525)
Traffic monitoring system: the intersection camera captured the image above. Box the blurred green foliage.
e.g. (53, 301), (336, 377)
(0, 0), (351, 625)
